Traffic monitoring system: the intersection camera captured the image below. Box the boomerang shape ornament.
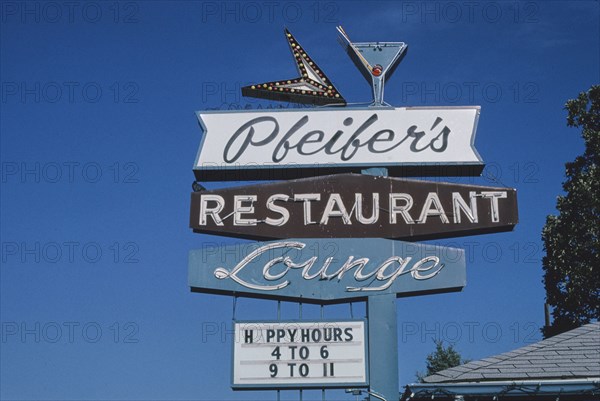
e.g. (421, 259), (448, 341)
(241, 27), (408, 107)
(241, 29), (346, 106)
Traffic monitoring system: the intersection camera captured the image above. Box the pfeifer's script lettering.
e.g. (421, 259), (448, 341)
(223, 114), (451, 163)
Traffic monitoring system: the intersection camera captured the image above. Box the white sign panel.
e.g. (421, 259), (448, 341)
(232, 320), (368, 389)
(194, 106), (482, 180)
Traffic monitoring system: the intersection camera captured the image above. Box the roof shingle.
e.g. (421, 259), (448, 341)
(422, 322), (600, 383)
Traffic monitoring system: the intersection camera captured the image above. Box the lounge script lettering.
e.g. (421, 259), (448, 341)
(213, 241), (445, 293)
(223, 114), (452, 163)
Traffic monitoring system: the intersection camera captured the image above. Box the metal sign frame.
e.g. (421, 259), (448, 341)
(190, 174), (518, 240)
(189, 238), (466, 304)
(231, 319), (369, 390)
(193, 106), (483, 181)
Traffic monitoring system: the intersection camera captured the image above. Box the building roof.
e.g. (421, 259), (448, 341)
(422, 322), (600, 384)
(404, 323), (600, 400)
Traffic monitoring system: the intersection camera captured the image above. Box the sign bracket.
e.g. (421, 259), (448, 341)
(361, 167), (399, 401)
(366, 294), (399, 401)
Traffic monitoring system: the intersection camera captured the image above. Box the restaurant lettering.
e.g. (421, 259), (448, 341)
(198, 190), (507, 227)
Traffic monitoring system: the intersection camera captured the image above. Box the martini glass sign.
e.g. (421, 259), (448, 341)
(337, 26), (408, 107)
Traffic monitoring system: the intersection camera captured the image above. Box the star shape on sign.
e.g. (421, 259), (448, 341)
(241, 29), (346, 106)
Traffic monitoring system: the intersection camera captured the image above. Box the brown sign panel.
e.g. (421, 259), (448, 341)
(190, 174), (518, 240)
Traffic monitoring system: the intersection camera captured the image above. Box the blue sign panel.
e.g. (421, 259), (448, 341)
(189, 238), (466, 303)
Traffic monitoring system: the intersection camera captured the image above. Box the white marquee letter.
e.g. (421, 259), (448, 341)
(199, 195), (225, 226)
(265, 194), (290, 226)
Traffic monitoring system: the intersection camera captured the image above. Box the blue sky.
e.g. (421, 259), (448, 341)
(1, 1), (599, 399)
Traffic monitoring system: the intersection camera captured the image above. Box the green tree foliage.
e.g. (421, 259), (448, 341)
(542, 85), (600, 338)
(417, 340), (465, 381)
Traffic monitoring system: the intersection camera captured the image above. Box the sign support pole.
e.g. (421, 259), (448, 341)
(367, 293), (399, 401)
(362, 167), (399, 401)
